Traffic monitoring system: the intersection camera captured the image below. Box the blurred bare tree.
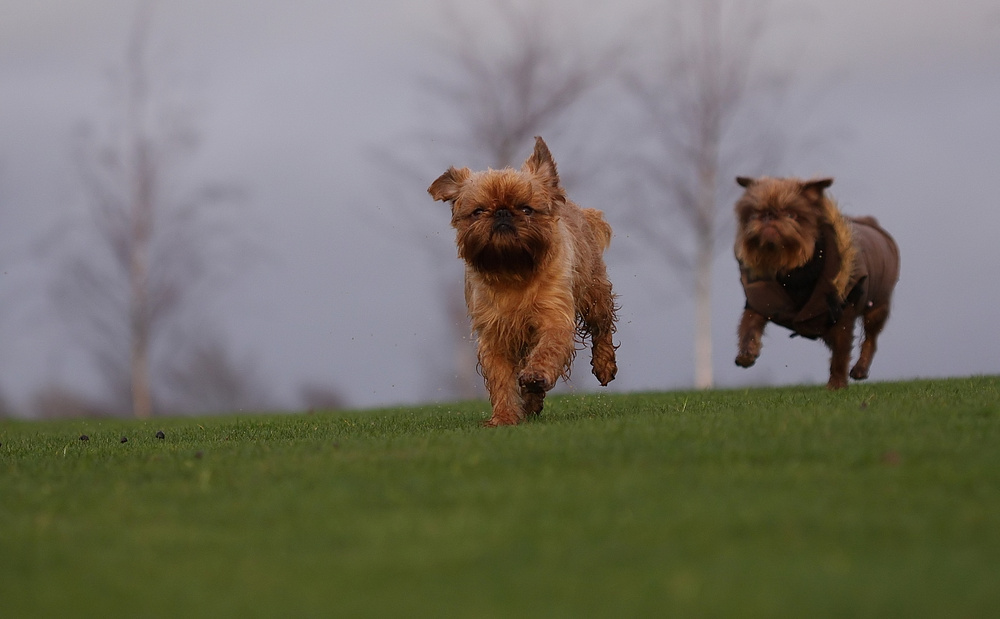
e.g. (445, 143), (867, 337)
(162, 331), (272, 414)
(54, 5), (250, 417)
(402, 0), (625, 399)
(625, 0), (795, 389)
(421, 0), (624, 170)
(299, 383), (346, 412)
(30, 386), (107, 420)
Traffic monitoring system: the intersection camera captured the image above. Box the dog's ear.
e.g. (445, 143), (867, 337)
(801, 178), (834, 202)
(522, 136), (560, 189)
(736, 176), (756, 188)
(428, 167), (471, 203)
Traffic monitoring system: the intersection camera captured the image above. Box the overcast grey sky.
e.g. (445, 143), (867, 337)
(1, 0), (998, 415)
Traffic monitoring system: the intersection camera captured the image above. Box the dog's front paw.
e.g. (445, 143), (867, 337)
(849, 364), (870, 381)
(518, 369), (553, 394)
(735, 352), (757, 368)
(826, 376), (848, 390)
(483, 415), (521, 427)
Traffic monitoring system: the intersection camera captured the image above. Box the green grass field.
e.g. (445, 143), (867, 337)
(2, 376), (999, 618)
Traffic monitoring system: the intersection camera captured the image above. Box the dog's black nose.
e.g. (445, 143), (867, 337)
(493, 208), (516, 233)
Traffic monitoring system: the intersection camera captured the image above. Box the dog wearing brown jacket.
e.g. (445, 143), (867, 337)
(733, 176), (900, 389)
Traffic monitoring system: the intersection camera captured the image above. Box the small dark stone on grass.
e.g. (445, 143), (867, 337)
(79, 435), (90, 441)
(155, 431), (166, 439)
(120, 436), (128, 443)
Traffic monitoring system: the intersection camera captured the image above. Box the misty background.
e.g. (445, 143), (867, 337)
(1, 0), (998, 418)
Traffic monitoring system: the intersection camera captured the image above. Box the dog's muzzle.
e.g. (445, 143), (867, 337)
(493, 209), (516, 234)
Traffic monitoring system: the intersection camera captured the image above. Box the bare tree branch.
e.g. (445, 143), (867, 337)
(51, 3), (256, 417)
(420, 0), (626, 169)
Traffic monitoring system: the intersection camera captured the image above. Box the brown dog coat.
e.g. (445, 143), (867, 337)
(739, 216), (900, 339)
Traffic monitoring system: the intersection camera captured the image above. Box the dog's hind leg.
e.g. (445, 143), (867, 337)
(581, 275), (618, 386)
(823, 306), (858, 390)
(850, 301), (890, 381)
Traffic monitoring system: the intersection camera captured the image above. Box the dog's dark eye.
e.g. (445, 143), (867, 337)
(472, 208), (486, 218)
(519, 205), (533, 215)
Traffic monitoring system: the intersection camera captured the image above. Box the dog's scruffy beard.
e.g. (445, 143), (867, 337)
(428, 137), (618, 427)
(455, 201), (553, 279)
(734, 176), (827, 279)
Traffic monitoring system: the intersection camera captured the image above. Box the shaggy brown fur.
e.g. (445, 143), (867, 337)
(733, 176), (900, 389)
(428, 137), (618, 426)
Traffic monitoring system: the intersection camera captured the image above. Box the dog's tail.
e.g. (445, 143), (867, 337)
(583, 208), (613, 250)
